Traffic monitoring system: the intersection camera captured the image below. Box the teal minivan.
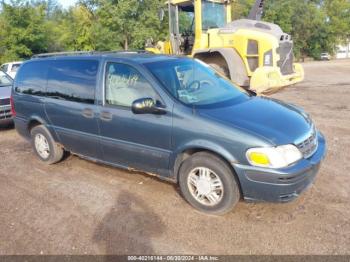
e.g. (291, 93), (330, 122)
(12, 52), (326, 215)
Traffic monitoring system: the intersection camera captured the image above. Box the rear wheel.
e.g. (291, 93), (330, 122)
(179, 152), (240, 215)
(30, 125), (64, 164)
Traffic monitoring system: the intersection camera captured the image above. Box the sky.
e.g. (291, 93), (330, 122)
(3, 0), (77, 8)
(58, 0), (78, 8)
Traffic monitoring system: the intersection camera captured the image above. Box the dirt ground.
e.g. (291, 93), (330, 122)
(0, 59), (349, 255)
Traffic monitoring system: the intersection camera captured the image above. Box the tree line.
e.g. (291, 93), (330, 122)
(234, 0), (350, 59)
(0, 0), (349, 64)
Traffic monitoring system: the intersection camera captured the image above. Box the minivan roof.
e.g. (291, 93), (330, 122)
(31, 51), (185, 64)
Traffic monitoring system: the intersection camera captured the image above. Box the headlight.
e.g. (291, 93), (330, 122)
(246, 145), (303, 169)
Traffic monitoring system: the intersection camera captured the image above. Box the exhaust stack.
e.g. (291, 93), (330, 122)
(248, 0), (265, 21)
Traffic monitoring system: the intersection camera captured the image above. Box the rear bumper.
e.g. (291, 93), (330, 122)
(14, 117), (31, 139)
(233, 132), (326, 202)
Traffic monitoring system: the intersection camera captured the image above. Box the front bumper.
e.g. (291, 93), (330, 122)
(233, 132), (326, 202)
(250, 63), (304, 95)
(0, 105), (12, 125)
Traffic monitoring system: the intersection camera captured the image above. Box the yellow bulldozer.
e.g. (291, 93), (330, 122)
(146, 0), (304, 94)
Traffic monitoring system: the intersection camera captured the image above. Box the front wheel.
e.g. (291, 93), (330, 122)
(179, 152), (240, 215)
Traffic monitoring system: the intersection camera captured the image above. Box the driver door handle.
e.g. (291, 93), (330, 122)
(82, 108), (94, 119)
(100, 111), (113, 122)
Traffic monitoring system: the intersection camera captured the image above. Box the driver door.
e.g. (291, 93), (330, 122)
(98, 62), (173, 176)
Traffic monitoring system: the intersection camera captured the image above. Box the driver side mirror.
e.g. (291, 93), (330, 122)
(132, 98), (166, 115)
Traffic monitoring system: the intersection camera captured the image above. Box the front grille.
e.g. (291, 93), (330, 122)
(296, 129), (318, 159)
(278, 40), (294, 75)
(0, 98), (10, 106)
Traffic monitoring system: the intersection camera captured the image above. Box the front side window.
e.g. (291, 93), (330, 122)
(15, 61), (50, 95)
(202, 0), (226, 30)
(105, 63), (158, 108)
(47, 60), (98, 104)
(145, 58), (247, 107)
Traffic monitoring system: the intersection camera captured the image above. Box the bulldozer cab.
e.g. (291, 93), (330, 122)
(153, 0), (305, 94)
(168, 1), (193, 55)
(168, 0), (231, 55)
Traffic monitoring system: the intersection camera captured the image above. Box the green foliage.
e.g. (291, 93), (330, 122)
(323, 0), (350, 45)
(96, 0), (167, 50)
(58, 4), (96, 51)
(263, 0), (331, 59)
(179, 12), (194, 34)
(232, 0), (256, 20)
(264, 0), (349, 59)
(232, 0), (350, 59)
(0, 0), (167, 63)
(0, 0), (349, 63)
(0, 1), (49, 64)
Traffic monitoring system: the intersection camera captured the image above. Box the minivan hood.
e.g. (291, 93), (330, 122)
(0, 85), (12, 99)
(198, 97), (313, 145)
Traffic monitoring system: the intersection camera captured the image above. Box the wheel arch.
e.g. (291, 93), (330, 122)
(193, 48), (250, 87)
(27, 117), (45, 132)
(27, 116), (60, 143)
(172, 145), (243, 197)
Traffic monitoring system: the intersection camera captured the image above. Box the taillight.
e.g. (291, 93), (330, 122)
(10, 96), (16, 117)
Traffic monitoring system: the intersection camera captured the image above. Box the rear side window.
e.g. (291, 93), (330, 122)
(47, 60), (99, 104)
(15, 61), (50, 96)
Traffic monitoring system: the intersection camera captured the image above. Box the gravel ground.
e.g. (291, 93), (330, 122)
(0, 59), (349, 255)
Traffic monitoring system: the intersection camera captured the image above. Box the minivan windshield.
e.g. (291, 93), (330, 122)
(145, 58), (246, 106)
(0, 71), (13, 87)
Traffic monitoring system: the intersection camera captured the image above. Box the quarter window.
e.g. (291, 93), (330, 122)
(15, 61), (50, 96)
(105, 63), (158, 107)
(47, 60), (98, 104)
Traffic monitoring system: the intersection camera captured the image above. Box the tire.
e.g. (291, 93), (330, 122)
(208, 63), (230, 78)
(178, 152), (240, 215)
(30, 125), (64, 165)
